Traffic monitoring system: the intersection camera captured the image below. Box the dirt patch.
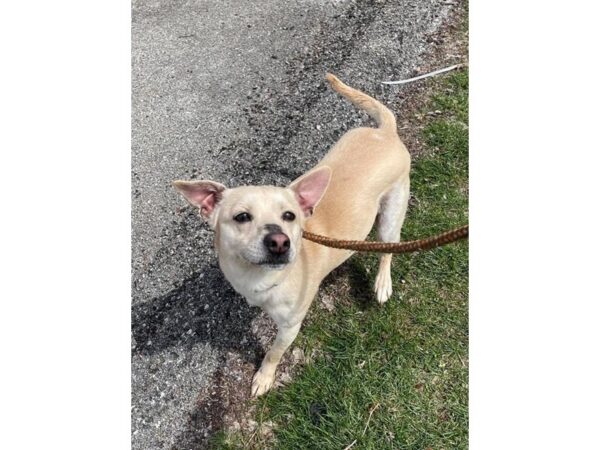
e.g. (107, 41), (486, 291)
(393, 1), (468, 160)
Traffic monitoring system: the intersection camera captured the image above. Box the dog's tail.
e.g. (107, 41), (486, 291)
(326, 73), (396, 133)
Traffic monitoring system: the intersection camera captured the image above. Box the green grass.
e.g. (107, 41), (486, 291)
(215, 70), (469, 449)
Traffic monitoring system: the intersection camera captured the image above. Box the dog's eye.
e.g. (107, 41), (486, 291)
(234, 212), (252, 223)
(282, 211), (296, 222)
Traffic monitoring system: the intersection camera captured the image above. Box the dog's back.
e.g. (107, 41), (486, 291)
(303, 74), (411, 277)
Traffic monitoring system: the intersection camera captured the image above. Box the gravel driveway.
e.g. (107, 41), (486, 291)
(132, 0), (454, 448)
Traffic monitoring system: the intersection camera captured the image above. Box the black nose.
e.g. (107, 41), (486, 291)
(263, 232), (290, 255)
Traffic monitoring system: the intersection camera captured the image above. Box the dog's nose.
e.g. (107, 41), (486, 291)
(264, 232), (290, 255)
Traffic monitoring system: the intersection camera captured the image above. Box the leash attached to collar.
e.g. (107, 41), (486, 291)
(302, 225), (468, 254)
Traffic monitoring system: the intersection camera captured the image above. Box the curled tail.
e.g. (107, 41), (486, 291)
(326, 73), (396, 133)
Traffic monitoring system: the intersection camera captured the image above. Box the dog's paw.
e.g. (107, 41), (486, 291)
(374, 270), (393, 304)
(251, 368), (275, 397)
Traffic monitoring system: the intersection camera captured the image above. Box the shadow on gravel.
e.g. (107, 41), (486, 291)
(132, 267), (263, 365)
(171, 357), (260, 450)
(172, 366), (228, 450)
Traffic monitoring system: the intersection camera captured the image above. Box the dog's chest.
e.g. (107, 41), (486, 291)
(252, 291), (298, 326)
(228, 276), (297, 326)
(224, 271), (276, 305)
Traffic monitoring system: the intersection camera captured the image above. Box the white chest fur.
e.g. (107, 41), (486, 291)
(219, 258), (299, 327)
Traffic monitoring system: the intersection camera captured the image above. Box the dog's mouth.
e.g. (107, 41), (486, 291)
(258, 262), (288, 270)
(255, 253), (290, 269)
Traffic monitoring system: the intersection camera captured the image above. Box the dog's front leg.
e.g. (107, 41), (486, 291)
(252, 322), (301, 397)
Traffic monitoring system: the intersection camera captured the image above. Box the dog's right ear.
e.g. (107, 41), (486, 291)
(172, 180), (227, 219)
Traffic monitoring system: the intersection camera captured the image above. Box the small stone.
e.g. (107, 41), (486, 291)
(292, 347), (305, 364)
(279, 372), (292, 384)
(260, 420), (275, 437)
(320, 294), (335, 312)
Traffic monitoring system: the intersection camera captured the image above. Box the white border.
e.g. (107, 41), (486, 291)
(471, 0), (599, 448)
(0, 2), (130, 449)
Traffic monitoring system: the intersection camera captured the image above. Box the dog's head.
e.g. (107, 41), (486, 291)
(173, 166), (331, 270)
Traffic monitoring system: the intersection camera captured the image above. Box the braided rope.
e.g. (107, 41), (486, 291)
(302, 224), (468, 254)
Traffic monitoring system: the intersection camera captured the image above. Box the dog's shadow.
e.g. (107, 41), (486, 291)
(320, 255), (379, 311)
(131, 264), (263, 365)
(132, 255), (378, 364)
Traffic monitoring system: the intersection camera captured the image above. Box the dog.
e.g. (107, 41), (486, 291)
(173, 74), (411, 396)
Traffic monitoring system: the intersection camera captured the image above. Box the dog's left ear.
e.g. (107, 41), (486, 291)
(172, 179), (227, 219)
(288, 166), (332, 217)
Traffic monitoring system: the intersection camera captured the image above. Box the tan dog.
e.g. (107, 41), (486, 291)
(173, 74), (411, 396)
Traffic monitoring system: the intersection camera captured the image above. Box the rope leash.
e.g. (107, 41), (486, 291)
(302, 224), (468, 254)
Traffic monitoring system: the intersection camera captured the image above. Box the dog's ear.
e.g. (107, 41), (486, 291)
(172, 180), (227, 219)
(288, 166), (332, 217)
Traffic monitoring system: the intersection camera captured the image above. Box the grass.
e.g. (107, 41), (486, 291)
(215, 69), (469, 450)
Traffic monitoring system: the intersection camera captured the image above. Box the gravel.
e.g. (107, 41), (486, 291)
(132, 0), (454, 448)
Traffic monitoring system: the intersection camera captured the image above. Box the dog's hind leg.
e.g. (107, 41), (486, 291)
(374, 177), (410, 304)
